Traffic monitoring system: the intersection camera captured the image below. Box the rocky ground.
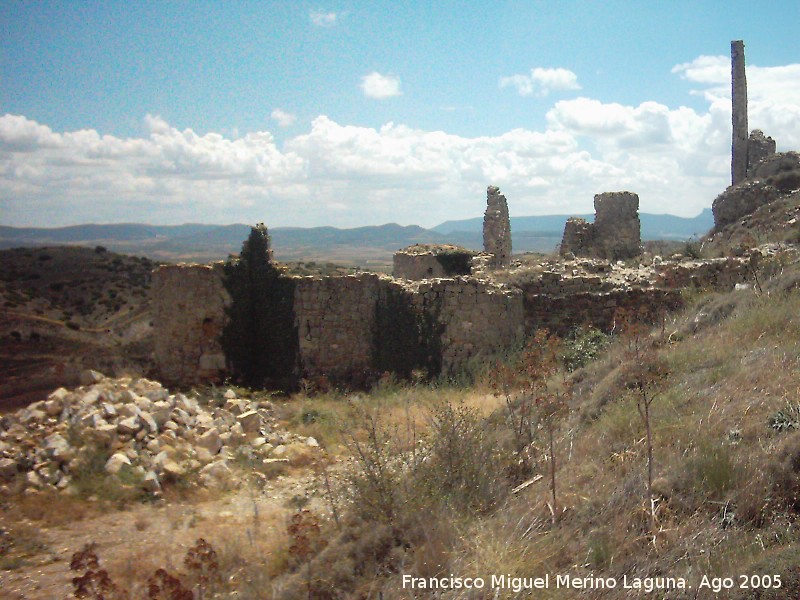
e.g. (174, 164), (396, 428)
(0, 373), (335, 599)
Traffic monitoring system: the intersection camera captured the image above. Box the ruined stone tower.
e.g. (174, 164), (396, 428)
(560, 191), (641, 260)
(731, 40), (748, 186)
(483, 185), (511, 268)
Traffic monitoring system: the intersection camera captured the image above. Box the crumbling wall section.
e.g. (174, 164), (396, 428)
(152, 255), (757, 389)
(747, 130), (777, 177)
(152, 264), (229, 386)
(394, 252), (450, 280)
(560, 218), (594, 257)
(409, 279), (524, 375)
(294, 274), (385, 384)
(483, 186), (512, 267)
(594, 192), (641, 259)
(519, 255), (753, 336)
(524, 289), (684, 336)
(560, 192), (641, 259)
(393, 245), (475, 280)
(654, 257), (754, 289)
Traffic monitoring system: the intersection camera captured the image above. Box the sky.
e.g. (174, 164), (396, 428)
(1, 0), (799, 229)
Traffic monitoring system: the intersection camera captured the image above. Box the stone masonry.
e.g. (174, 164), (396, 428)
(560, 192), (641, 260)
(747, 130), (776, 178)
(393, 244), (475, 280)
(153, 267), (523, 386)
(294, 274), (384, 383)
(483, 186), (512, 268)
(731, 40), (748, 186)
(151, 264), (229, 386)
(151, 246), (762, 388)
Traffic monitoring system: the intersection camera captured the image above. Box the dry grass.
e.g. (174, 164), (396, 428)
(7, 262), (800, 598)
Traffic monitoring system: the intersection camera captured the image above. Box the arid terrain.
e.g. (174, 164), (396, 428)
(1, 180), (800, 599)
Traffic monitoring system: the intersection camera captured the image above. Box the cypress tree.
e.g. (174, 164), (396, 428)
(221, 224), (297, 388)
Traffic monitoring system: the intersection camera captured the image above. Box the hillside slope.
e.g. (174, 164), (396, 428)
(0, 247), (156, 410)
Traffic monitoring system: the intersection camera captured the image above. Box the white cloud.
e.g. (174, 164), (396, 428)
(671, 55), (800, 149)
(360, 72), (402, 99)
(271, 108), (297, 128)
(2, 54), (800, 229)
(500, 67), (581, 97)
(310, 9), (337, 27)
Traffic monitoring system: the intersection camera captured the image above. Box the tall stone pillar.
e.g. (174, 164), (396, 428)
(731, 40), (748, 186)
(483, 185), (512, 268)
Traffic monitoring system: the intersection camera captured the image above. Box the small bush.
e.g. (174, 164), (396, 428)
(685, 440), (742, 501)
(415, 401), (506, 514)
(769, 401), (800, 432)
(561, 326), (610, 371)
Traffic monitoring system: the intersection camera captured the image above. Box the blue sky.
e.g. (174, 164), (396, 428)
(2, 0), (799, 228)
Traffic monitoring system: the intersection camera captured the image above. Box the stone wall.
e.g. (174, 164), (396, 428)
(483, 186), (512, 267)
(151, 264), (229, 386)
(517, 254), (753, 336)
(151, 253), (755, 387)
(523, 289), (683, 336)
(409, 278), (524, 374)
(653, 257), (754, 289)
(560, 218), (595, 257)
(294, 274), (385, 383)
(393, 245), (475, 280)
(560, 192), (641, 260)
(747, 130), (776, 177)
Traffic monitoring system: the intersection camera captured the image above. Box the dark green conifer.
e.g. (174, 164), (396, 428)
(221, 224), (297, 388)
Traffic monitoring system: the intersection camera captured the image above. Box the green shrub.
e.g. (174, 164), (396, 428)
(769, 401), (800, 432)
(561, 326), (610, 371)
(415, 401), (506, 514)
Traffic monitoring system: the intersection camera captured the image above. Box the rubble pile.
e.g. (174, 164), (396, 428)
(0, 371), (321, 496)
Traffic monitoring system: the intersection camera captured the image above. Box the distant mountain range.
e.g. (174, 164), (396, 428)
(433, 209), (714, 239)
(0, 209), (714, 264)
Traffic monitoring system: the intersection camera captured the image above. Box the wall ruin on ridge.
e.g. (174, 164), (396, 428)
(560, 191), (641, 260)
(152, 266), (524, 386)
(151, 250), (759, 388)
(393, 244), (476, 280)
(484, 186), (512, 268)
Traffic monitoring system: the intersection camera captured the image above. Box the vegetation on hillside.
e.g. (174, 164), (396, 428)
(19, 251), (794, 599)
(269, 256), (799, 599)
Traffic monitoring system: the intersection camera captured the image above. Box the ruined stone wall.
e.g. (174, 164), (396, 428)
(151, 255), (755, 388)
(293, 274), (385, 383)
(654, 257), (753, 289)
(523, 289), (683, 336)
(393, 245), (475, 280)
(594, 192), (641, 259)
(518, 255), (753, 336)
(409, 279), (524, 374)
(483, 186), (512, 267)
(560, 218), (594, 257)
(152, 264), (229, 386)
(560, 192), (641, 260)
(747, 130), (776, 177)
(394, 253), (451, 280)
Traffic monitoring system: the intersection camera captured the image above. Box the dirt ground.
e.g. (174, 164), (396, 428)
(0, 467), (334, 600)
